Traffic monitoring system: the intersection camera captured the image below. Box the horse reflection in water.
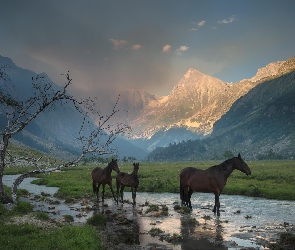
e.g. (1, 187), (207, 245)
(180, 153), (251, 216)
(116, 162), (139, 207)
(92, 159), (120, 202)
(180, 215), (227, 250)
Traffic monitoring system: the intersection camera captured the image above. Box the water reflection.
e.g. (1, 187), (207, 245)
(181, 238), (228, 250)
(3, 175), (295, 249)
(179, 214), (226, 249)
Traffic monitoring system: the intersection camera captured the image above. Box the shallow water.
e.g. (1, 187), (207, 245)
(3, 175), (295, 249)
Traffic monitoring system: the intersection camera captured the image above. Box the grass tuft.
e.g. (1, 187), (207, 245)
(86, 214), (107, 227)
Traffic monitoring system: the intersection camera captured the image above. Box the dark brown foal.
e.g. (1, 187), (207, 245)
(116, 162), (139, 207)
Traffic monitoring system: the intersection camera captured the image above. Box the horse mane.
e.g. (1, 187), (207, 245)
(211, 157), (236, 171)
(102, 162), (112, 175)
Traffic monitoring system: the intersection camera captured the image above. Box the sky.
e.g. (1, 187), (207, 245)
(1, 0), (295, 98)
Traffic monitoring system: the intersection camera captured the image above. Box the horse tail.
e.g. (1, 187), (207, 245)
(116, 172), (123, 189)
(180, 183), (184, 201)
(92, 180), (97, 194)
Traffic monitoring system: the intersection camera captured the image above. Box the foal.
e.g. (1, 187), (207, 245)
(116, 162), (139, 207)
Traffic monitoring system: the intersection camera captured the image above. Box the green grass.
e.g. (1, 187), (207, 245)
(4, 144), (64, 175)
(4, 160), (295, 201)
(0, 201), (33, 221)
(222, 160), (295, 200)
(0, 224), (104, 250)
(0, 201), (106, 250)
(2, 160), (295, 249)
(86, 214), (107, 227)
(34, 211), (50, 221)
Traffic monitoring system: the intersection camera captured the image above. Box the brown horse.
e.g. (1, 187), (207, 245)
(92, 159), (120, 202)
(180, 153), (251, 216)
(116, 162), (139, 207)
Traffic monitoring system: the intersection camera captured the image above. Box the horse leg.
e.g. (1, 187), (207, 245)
(116, 180), (120, 205)
(180, 183), (184, 205)
(92, 180), (97, 197)
(183, 186), (190, 207)
(180, 184), (188, 206)
(131, 187), (136, 207)
(101, 184), (105, 202)
(96, 184), (101, 201)
(120, 186), (125, 204)
(183, 186), (193, 208)
(109, 183), (117, 203)
(213, 193), (220, 216)
(188, 188), (193, 209)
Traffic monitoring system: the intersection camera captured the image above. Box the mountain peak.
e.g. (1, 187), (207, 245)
(183, 68), (204, 79)
(0, 55), (16, 67)
(278, 56), (295, 75)
(248, 61), (285, 82)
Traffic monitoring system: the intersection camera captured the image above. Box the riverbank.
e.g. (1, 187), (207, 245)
(2, 195), (295, 250)
(2, 176), (295, 250)
(22, 160), (295, 201)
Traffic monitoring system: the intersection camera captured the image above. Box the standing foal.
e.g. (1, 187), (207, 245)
(116, 162), (139, 207)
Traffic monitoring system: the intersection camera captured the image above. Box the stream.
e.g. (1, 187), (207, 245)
(3, 175), (295, 249)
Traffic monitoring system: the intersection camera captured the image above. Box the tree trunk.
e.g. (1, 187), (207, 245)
(0, 134), (10, 204)
(11, 155), (83, 204)
(11, 170), (41, 204)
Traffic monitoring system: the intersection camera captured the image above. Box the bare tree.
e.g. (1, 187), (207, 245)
(10, 99), (130, 203)
(0, 68), (130, 204)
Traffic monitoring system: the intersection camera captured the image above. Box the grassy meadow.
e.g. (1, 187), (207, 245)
(2, 160), (295, 250)
(4, 160), (295, 201)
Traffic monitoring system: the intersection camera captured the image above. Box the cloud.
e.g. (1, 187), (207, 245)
(175, 46), (189, 55)
(218, 15), (236, 24)
(179, 46), (189, 51)
(190, 20), (205, 31)
(109, 39), (128, 50)
(198, 20), (206, 26)
(132, 44), (143, 50)
(162, 44), (171, 52)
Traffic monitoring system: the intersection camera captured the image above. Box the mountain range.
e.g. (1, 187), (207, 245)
(1, 54), (295, 161)
(146, 56), (295, 161)
(94, 57), (290, 152)
(0, 55), (147, 161)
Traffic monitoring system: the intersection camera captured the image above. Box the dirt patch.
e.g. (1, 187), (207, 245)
(5, 213), (62, 229)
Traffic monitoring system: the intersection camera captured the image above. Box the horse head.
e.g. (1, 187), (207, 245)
(110, 159), (120, 173)
(133, 162), (139, 175)
(234, 153), (251, 175)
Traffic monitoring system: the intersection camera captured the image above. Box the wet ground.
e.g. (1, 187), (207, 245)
(3, 175), (295, 249)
